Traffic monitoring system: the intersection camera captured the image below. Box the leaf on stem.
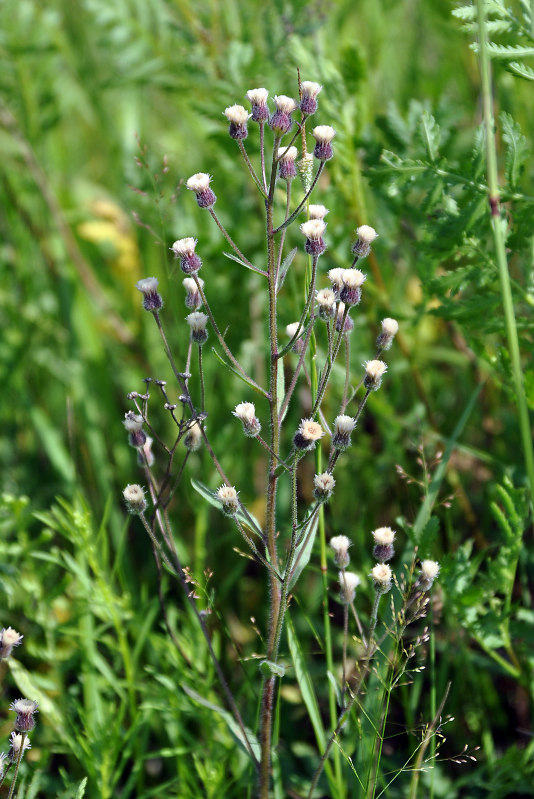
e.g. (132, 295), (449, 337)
(191, 478), (264, 539)
(276, 246), (297, 293)
(288, 513), (319, 589)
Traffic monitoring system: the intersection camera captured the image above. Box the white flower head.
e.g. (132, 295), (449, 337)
(308, 204), (329, 220)
(300, 219), (326, 240)
(186, 173), (212, 193)
(339, 571), (360, 603)
(277, 145), (298, 162)
(246, 87), (269, 105)
(274, 95), (297, 113)
(224, 104), (249, 125)
(312, 125), (336, 143)
(172, 237), (198, 257)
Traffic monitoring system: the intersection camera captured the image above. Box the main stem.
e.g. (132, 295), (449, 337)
(259, 143), (282, 797)
(476, 0), (534, 502)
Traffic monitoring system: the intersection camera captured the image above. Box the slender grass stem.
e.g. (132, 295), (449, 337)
(238, 140), (267, 198)
(476, 0), (534, 501)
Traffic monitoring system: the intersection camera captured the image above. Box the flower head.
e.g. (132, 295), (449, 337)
(136, 277), (163, 312)
(364, 360), (387, 391)
(377, 318), (399, 351)
(123, 484), (147, 515)
(0, 627), (23, 660)
(224, 104), (249, 140)
(233, 402), (261, 437)
(339, 571), (360, 603)
(183, 276), (204, 309)
(277, 146), (298, 180)
(316, 288), (336, 320)
(300, 81), (322, 115)
(352, 225), (378, 259)
(312, 125), (336, 161)
(372, 527), (396, 562)
(186, 173), (216, 208)
(340, 269), (366, 307)
(330, 534), (351, 568)
(313, 471), (335, 503)
(332, 415), (356, 450)
(417, 560), (440, 591)
(270, 95), (297, 136)
(172, 237), (202, 274)
(217, 485), (239, 516)
(371, 563), (393, 593)
(186, 311), (209, 345)
(328, 268), (345, 297)
(308, 204), (329, 220)
(300, 219), (326, 256)
(294, 418), (324, 451)
(8, 732), (31, 763)
(246, 87), (269, 122)
(10, 698), (38, 732)
(184, 420), (202, 452)
(335, 302), (354, 334)
(123, 411), (146, 449)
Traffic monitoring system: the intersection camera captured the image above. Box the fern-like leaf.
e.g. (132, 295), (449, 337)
(500, 111), (529, 189)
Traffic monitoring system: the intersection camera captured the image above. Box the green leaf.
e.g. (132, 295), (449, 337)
(182, 683), (261, 763)
(223, 251), (262, 274)
(288, 513), (319, 589)
(419, 110), (441, 163)
(190, 478), (264, 539)
(276, 360), (286, 420)
(276, 246), (297, 293)
(500, 112), (529, 189)
(259, 659), (286, 678)
(286, 615), (326, 751)
(486, 43), (534, 58)
(506, 61), (534, 81)
(210, 347), (265, 396)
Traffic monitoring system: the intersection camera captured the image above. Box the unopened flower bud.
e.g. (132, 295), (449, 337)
(0, 627), (23, 660)
(172, 237), (202, 274)
(364, 360), (387, 391)
(10, 699), (38, 733)
(270, 95), (297, 136)
(186, 311), (209, 345)
(184, 420), (202, 452)
(332, 415), (356, 450)
(417, 560), (440, 591)
(8, 732), (31, 763)
(313, 471), (336, 502)
(339, 571), (360, 603)
(340, 269), (366, 307)
(136, 277), (163, 311)
(300, 81), (322, 116)
(316, 288), (336, 320)
(312, 125), (336, 161)
(300, 219), (326, 256)
(372, 527), (396, 562)
(293, 418), (324, 451)
(371, 563), (392, 593)
(233, 402), (261, 437)
(224, 104), (249, 140)
(335, 302), (354, 334)
(123, 411), (146, 448)
(330, 534), (351, 568)
(123, 484), (147, 515)
(186, 173), (216, 209)
(308, 204), (329, 220)
(246, 87), (269, 122)
(183, 276), (204, 309)
(277, 146), (298, 180)
(352, 225), (378, 259)
(217, 485), (239, 516)
(377, 318), (399, 351)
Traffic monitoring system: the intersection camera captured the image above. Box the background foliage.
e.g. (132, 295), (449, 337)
(1, 0), (532, 796)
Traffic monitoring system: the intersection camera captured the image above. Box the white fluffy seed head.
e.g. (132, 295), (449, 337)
(372, 526), (396, 546)
(308, 204), (329, 220)
(356, 225), (378, 244)
(328, 268), (344, 289)
(136, 277), (159, 294)
(246, 87), (269, 105)
(274, 94), (297, 113)
(123, 412), (143, 433)
(122, 484), (147, 514)
(286, 322), (300, 338)
(277, 145), (298, 161)
(342, 269), (366, 289)
(186, 173), (212, 192)
(364, 360), (387, 380)
(334, 415), (356, 435)
(371, 563), (392, 586)
(186, 312), (208, 331)
(301, 81), (322, 99)
(338, 571), (360, 602)
(184, 421), (202, 451)
(316, 288), (336, 308)
(330, 535), (351, 557)
(314, 472), (336, 493)
(217, 485), (238, 502)
(183, 276), (204, 293)
(421, 560), (440, 580)
(224, 104), (249, 124)
(10, 699), (38, 715)
(300, 219), (326, 240)
(312, 125), (336, 143)
(0, 628), (23, 651)
(172, 237), (197, 257)
(233, 402), (256, 423)
(381, 318), (399, 336)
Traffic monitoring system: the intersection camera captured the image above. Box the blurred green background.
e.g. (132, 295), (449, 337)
(1, 0), (533, 796)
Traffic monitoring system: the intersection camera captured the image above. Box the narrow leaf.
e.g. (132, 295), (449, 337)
(419, 110), (440, 163)
(287, 615), (326, 750)
(506, 61), (534, 81)
(211, 347), (265, 396)
(276, 246), (297, 293)
(182, 683), (261, 763)
(223, 251), (264, 275)
(289, 513), (319, 589)
(191, 478), (264, 539)
(276, 360), (286, 420)
(500, 111), (529, 189)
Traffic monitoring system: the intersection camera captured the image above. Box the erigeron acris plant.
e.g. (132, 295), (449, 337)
(123, 78), (440, 798)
